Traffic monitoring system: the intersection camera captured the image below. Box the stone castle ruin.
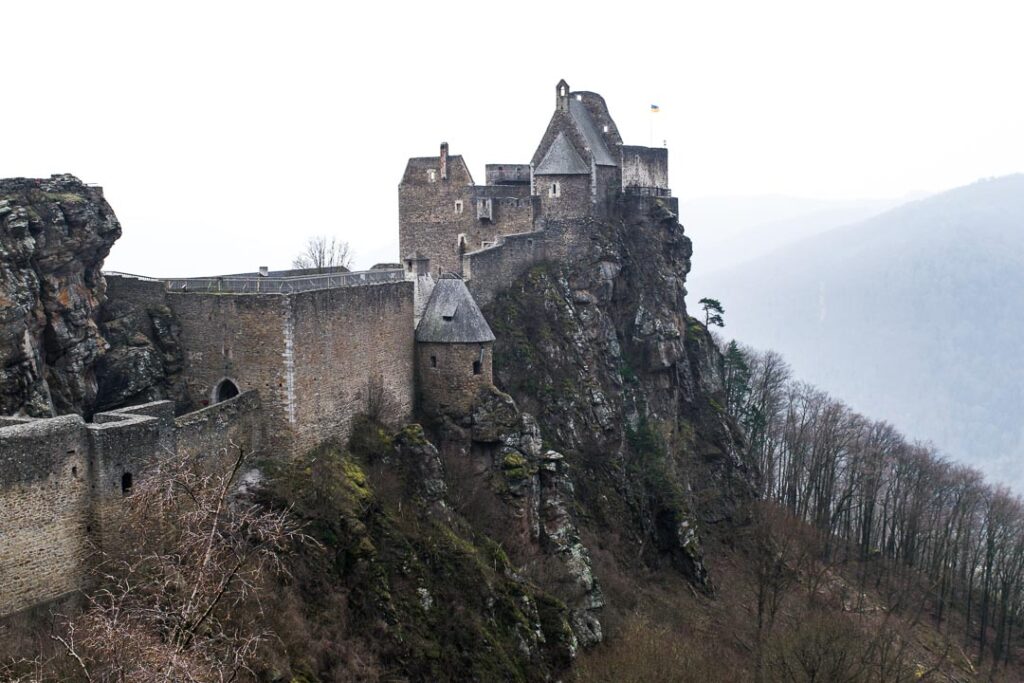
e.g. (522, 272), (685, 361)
(0, 80), (677, 618)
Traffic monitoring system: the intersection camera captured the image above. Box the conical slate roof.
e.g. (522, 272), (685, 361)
(415, 276), (496, 343)
(534, 131), (589, 176)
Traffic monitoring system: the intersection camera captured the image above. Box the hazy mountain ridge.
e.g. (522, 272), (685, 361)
(700, 175), (1024, 490)
(682, 194), (923, 282)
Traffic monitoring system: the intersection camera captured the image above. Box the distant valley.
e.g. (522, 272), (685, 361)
(690, 176), (1024, 491)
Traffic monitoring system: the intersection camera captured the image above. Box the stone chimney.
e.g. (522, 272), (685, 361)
(440, 142), (449, 180)
(258, 266), (269, 277)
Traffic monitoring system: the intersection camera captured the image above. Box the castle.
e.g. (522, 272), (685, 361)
(0, 80), (677, 618)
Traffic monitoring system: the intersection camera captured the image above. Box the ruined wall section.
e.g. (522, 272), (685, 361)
(0, 415), (91, 617)
(0, 393), (266, 618)
(167, 292), (291, 451)
(0, 402), (171, 618)
(289, 281), (414, 454)
(621, 146), (669, 195)
(174, 389), (263, 461)
(467, 185), (535, 242)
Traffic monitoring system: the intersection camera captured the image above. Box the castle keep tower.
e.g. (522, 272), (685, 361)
(530, 79), (624, 219)
(415, 276), (496, 415)
(397, 79), (672, 287)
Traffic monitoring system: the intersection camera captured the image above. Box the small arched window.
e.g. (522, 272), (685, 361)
(549, 182), (560, 198)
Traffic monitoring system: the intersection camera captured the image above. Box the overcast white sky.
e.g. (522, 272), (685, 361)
(2, 0), (1021, 275)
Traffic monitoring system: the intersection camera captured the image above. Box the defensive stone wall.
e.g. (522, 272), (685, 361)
(462, 216), (601, 307)
(621, 145), (669, 195)
(168, 279), (414, 456)
(288, 281), (414, 454)
(0, 415), (91, 618)
(464, 231), (548, 307)
(174, 389), (263, 460)
(167, 292), (290, 448)
(0, 393), (264, 619)
(105, 273), (168, 308)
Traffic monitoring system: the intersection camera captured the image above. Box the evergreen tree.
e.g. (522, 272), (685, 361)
(699, 297), (725, 327)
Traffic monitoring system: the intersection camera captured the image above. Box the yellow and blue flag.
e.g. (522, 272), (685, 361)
(650, 104), (660, 113)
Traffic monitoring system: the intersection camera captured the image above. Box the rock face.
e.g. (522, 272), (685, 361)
(95, 289), (190, 413)
(423, 382), (605, 649)
(0, 175), (121, 417)
(486, 198), (755, 589)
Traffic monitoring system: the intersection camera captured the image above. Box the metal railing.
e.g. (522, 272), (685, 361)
(105, 268), (406, 294)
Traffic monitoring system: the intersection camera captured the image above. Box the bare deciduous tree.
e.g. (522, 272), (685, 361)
(292, 235), (353, 273)
(50, 445), (308, 682)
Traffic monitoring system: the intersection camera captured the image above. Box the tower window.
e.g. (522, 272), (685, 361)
(549, 182), (560, 198)
(473, 360), (482, 375)
(121, 472), (133, 495)
(431, 355), (437, 368)
(454, 200), (463, 214)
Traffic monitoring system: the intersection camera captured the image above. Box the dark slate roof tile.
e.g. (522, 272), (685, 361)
(534, 132), (590, 176)
(415, 277), (496, 343)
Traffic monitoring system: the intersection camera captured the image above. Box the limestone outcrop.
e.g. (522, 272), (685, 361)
(0, 175), (120, 417)
(487, 199), (755, 591)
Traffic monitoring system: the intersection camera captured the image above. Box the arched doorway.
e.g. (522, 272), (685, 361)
(214, 378), (240, 403)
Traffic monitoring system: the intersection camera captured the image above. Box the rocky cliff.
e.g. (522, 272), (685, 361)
(485, 198), (754, 588)
(95, 283), (190, 413)
(0, 175), (120, 417)
(0, 175), (189, 419)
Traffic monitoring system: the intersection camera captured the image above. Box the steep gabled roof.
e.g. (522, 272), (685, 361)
(415, 277), (496, 343)
(569, 98), (617, 166)
(534, 131), (589, 176)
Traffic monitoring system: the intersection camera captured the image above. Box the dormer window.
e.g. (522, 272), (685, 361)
(548, 182), (560, 198)
(427, 169), (437, 182)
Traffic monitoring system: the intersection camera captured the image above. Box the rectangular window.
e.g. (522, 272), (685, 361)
(549, 182), (560, 198)
(473, 360), (482, 375)
(454, 200), (463, 214)
(427, 169), (437, 182)
(431, 355), (437, 368)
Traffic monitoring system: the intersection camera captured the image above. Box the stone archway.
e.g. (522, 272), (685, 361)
(214, 378), (240, 403)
